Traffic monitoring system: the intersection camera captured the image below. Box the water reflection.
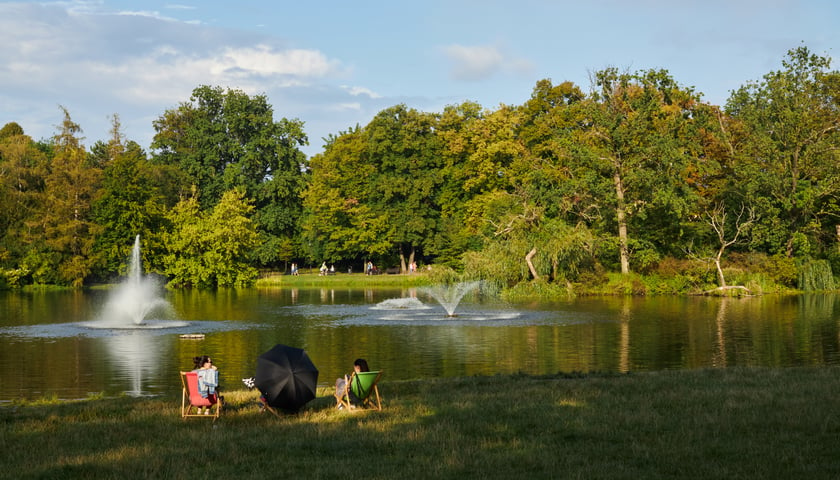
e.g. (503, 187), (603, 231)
(102, 333), (168, 396)
(1, 289), (840, 401)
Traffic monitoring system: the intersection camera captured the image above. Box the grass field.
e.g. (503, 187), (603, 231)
(254, 270), (434, 289)
(3, 368), (840, 479)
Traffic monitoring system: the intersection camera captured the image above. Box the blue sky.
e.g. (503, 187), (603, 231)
(1, 0), (838, 157)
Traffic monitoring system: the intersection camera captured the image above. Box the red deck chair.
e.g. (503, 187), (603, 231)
(180, 371), (222, 420)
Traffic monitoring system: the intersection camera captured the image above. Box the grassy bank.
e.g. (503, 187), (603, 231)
(3, 368), (840, 479)
(255, 271), (433, 288)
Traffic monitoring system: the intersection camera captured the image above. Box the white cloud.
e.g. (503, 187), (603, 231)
(341, 85), (382, 99)
(443, 44), (504, 81)
(0, 2), (422, 156)
(441, 43), (533, 82)
(221, 45), (341, 78)
(331, 102), (362, 112)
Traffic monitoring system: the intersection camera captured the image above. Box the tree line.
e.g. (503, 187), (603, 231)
(1, 46), (839, 291)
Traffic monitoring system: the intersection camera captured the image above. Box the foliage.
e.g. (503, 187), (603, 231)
(162, 189), (259, 287)
(502, 279), (574, 300)
(152, 85), (308, 267)
(91, 116), (169, 278)
(2, 46), (840, 295)
(25, 108), (102, 286)
(798, 258), (836, 291)
(0, 128), (48, 275)
(726, 46), (840, 257)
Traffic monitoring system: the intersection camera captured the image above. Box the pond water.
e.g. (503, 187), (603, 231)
(1, 287), (839, 402)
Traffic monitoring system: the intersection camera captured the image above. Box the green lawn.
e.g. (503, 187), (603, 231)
(255, 270), (433, 288)
(3, 368), (840, 479)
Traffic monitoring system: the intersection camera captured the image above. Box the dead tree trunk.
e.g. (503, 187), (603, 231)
(525, 247), (539, 281)
(705, 202), (756, 293)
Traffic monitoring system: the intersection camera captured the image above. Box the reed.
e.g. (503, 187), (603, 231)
(2, 368), (840, 479)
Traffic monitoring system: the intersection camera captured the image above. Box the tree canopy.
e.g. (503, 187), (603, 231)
(1, 45), (839, 292)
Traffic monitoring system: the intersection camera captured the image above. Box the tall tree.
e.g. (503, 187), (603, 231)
(151, 85), (309, 266)
(433, 101), (487, 265)
(365, 105), (443, 271)
(27, 107), (102, 286)
(302, 126), (392, 264)
(584, 68), (708, 273)
(0, 125), (48, 277)
(91, 115), (168, 278)
(726, 46), (840, 257)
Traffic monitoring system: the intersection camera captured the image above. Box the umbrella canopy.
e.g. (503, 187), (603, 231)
(255, 344), (319, 412)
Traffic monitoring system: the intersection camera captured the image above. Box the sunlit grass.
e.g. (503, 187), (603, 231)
(255, 271), (432, 288)
(3, 368), (840, 479)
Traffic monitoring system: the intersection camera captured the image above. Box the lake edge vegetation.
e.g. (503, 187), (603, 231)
(2, 46), (840, 299)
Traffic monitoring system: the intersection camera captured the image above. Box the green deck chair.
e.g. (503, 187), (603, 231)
(337, 370), (382, 411)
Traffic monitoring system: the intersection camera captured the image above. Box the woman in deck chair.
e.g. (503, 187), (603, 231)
(334, 358), (369, 408)
(192, 355), (219, 414)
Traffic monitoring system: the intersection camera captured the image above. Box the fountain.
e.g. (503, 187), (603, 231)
(86, 235), (186, 329)
(372, 297), (430, 310)
(422, 281), (483, 317)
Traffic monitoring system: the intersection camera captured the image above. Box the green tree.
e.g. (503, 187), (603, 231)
(726, 46), (840, 257)
(0, 122), (24, 140)
(302, 126), (392, 264)
(584, 68), (709, 273)
(365, 105), (443, 271)
(0, 126), (48, 282)
(25, 107), (102, 286)
(302, 105), (444, 271)
(162, 188), (258, 287)
(91, 115), (168, 277)
(152, 85), (309, 266)
(433, 101), (487, 266)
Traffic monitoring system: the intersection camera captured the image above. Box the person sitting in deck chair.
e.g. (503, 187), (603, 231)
(335, 358), (369, 408)
(193, 355), (218, 395)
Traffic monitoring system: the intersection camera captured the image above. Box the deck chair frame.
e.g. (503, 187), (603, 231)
(180, 371), (222, 420)
(335, 370), (382, 411)
(258, 395), (282, 417)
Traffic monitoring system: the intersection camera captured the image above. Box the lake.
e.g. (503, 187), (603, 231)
(1, 287), (839, 402)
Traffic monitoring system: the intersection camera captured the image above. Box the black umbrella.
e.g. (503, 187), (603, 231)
(255, 344), (319, 412)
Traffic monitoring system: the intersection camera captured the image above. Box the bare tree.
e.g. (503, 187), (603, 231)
(705, 202), (757, 294)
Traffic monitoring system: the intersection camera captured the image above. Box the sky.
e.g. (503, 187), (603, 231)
(1, 0), (838, 158)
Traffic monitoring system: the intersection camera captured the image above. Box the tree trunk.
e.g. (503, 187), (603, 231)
(836, 225), (840, 254)
(408, 246), (415, 271)
(614, 167), (630, 274)
(525, 247), (539, 281)
(714, 245), (727, 288)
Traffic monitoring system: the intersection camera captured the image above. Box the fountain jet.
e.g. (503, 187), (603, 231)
(89, 235), (183, 328)
(422, 281), (483, 317)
